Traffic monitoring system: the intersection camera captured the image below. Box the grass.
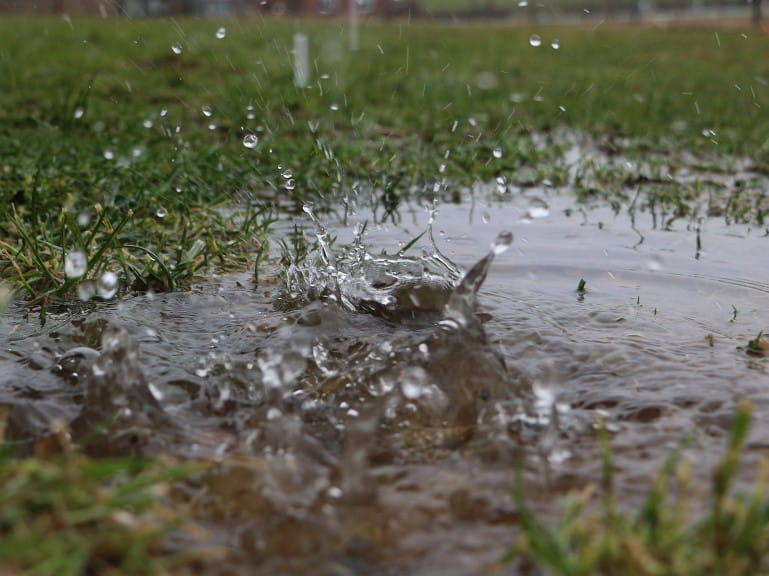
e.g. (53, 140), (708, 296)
(509, 402), (769, 575)
(1, 17), (769, 300)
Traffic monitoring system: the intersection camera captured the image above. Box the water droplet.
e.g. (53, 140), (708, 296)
(518, 0), (528, 5)
(155, 207), (167, 219)
(171, 43), (182, 55)
(77, 212), (90, 227)
(142, 118), (153, 129)
(526, 197), (550, 219)
(551, 38), (561, 50)
(329, 103), (340, 111)
(285, 179), (296, 191)
(73, 107), (84, 119)
(97, 271), (118, 299)
(77, 280), (96, 301)
(491, 231), (513, 255)
(492, 147), (503, 159)
(64, 250), (87, 278)
(215, 26), (226, 39)
(529, 34), (542, 47)
(103, 149), (114, 160)
(242, 134), (259, 149)
(281, 168), (293, 179)
(207, 123), (217, 131)
(202, 105), (213, 118)
(160, 107), (168, 117)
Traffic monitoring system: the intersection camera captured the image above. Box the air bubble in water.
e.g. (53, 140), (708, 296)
(97, 271), (119, 299)
(216, 27), (226, 39)
(285, 179), (296, 191)
(529, 34), (542, 47)
(242, 134), (259, 149)
(156, 207), (167, 219)
(491, 231), (513, 255)
(73, 107), (84, 119)
(171, 43), (182, 55)
(65, 250), (87, 278)
(207, 123), (217, 131)
(496, 175), (507, 194)
(400, 366), (428, 399)
(492, 147), (503, 159)
(202, 105), (213, 117)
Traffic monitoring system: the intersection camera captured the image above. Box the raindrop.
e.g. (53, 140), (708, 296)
(73, 107), (84, 119)
(207, 123), (217, 131)
(551, 38), (561, 50)
(142, 118), (153, 129)
(77, 280), (96, 301)
(491, 231), (513, 255)
(77, 212), (90, 227)
(97, 271), (119, 299)
(155, 207), (167, 219)
(492, 147), (503, 159)
(103, 149), (114, 160)
(329, 103), (340, 111)
(242, 134), (259, 149)
(160, 107), (168, 117)
(529, 34), (542, 47)
(281, 168), (293, 179)
(202, 105), (213, 117)
(171, 43), (182, 55)
(285, 179), (296, 191)
(526, 197), (550, 219)
(132, 147), (143, 158)
(215, 26), (226, 39)
(64, 250), (87, 278)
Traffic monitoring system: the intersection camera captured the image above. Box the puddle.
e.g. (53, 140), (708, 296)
(2, 179), (769, 573)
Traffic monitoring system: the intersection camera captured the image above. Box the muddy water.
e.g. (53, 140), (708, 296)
(2, 187), (769, 574)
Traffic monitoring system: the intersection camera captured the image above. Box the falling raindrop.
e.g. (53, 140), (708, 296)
(202, 105), (213, 118)
(491, 231), (513, 255)
(155, 207), (167, 219)
(529, 34), (542, 47)
(492, 147), (503, 159)
(551, 38), (561, 50)
(77, 280), (97, 301)
(242, 134), (259, 149)
(171, 43), (182, 55)
(97, 271), (119, 299)
(215, 26), (226, 39)
(64, 251), (87, 278)
(103, 149), (114, 160)
(73, 107), (84, 119)
(526, 197), (550, 219)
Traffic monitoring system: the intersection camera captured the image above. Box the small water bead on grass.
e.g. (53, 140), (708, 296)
(201, 105), (213, 118)
(529, 34), (542, 47)
(64, 251), (87, 279)
(215, 27), (226, 40)
(73, 107), (84, 119)
(171, 43), (182, 55)
(242, 134), (259, 149)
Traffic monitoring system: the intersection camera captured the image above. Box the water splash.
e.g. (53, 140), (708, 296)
(286, 203), (462, 319)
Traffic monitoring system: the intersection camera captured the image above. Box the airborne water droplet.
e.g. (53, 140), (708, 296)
(526, 197), (550, 219)
(64, 251), (87, 278)
(142, 118), (153, 129)
(491, 231), (513, 255)
(97, 271), (119, 299)
(171, 43), (182, 55)
(216, 27), (226, 40)
(551, 38), (561, 50)
(529, 34), (542, 47)
(242, 134), (259, 149)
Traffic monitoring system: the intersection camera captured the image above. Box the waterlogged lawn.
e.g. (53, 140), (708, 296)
(2, 15), (769, 575)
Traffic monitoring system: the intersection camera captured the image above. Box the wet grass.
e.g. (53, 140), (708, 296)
(1, 17), (769, 299)
(510, 402), (769, 576)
